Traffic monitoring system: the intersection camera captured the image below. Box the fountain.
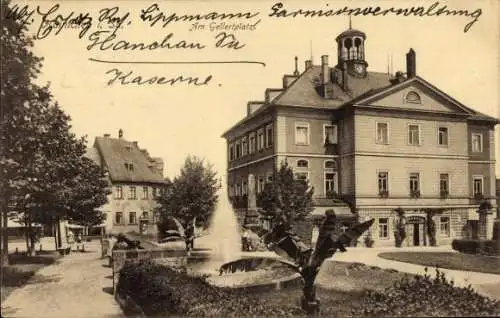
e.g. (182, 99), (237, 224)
(197, 188), (242, 274)
(185, 174), (375, 313)
(187, 175), (301, 289)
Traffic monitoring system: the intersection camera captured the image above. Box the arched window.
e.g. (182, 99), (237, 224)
(324, 160), (337, 170)
(405, 91), (422, 104)
(354, 38), (362, 59)
(344, 38), (353, 59)
(297, 159), (309, 168)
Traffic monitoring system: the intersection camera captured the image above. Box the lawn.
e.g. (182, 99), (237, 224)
(1, 252), (61, 303)
(378, 252), (500, 275)
(259, 261), (409, 317)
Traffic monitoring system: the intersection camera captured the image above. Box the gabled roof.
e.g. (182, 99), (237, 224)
(93, 137), (166, 184)
(349, 76), (500, 123)
(223, 60), (499, 138)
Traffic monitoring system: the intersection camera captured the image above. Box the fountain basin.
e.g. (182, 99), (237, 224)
(188, 256), (303, 292)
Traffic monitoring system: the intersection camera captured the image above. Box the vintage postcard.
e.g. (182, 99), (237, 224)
(1, 0), (499, 317)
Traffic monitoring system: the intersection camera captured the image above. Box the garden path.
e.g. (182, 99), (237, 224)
(1, 241), (123, 318)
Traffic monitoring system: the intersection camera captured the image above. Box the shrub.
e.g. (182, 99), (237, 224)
(452, 239), (480, 254)
(452, 239), (500, 255)
(364, 232), (374, 248)
(352, 267), (500, 317)
(116, 260), (303, 316)
(493, 220), (500, 241)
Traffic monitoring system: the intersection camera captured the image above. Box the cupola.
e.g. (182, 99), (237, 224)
(335, 19), (368, 77)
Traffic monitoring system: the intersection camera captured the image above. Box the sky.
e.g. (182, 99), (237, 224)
(11, 0), (500, 179)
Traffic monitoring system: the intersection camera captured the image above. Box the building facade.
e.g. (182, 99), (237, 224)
(222, 26), (498, 247)
(85, 129), (166, 234)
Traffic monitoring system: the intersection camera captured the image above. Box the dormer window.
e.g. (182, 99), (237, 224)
(405, 91), (422, 104)
(124, 162), (134, 171)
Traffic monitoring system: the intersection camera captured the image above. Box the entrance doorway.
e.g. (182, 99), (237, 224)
(413, 224), (420, 246)
(406, 215), (426, 247)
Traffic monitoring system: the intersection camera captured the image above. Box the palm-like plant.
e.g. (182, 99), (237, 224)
(257, 211), (374, 313)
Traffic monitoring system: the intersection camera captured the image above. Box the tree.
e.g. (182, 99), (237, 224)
(156, 156), (219, 248)
(394, 207), (406, 247)
(1, 0), (110, 258)
(1, 0), (46, 263)
(257, 161), (314, 226)
(424, 208), (444, 246)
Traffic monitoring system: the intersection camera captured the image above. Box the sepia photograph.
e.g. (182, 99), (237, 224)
(1, 0), (499, 316)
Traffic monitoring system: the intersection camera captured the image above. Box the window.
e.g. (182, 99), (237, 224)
(405, 91), (421, 104)
(235, 141), (241, 158)
(266, 124), (273, 148)
(129, 212), (137, 225)
(408, 124), (420, 145)
(378, 218), (389, 239)
(229, 144), (234, 161)
(324, 160), (336, 169)
(115, 212), (123, 225)
(472, 133), (483, 152)
(376, 122), (389, 144)
(258, 176), (265, 193)
(241, 137), (248, 156)
(378, 172), (389, 193)
(438, 127), (448, 146)
(473, 176), (483, 196)
(257, 129), (265, 150)
(124, 162), (134, 171)
(325, 172), (337, 194)
(142, 186), (148, 199)
(439, 174), (449, 194)
(142, 211), (149, 219)
(267, 173), (273, 182)
(242, 180), (247, 196)
(294, 172), (309, 183)
(409, 173), (420, 195)
(297, 159), (309, 168)
(129, 186), (136, 200)
(235, 183), (241, 196)
(249, 133), (256, 154)
(295, 122), (310, 145)
(440, 216), (450, 236)
(324, 125), (338, 144)
(115, 186), (123, 199)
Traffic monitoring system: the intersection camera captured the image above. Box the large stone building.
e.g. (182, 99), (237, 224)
(222, 26), (499, 247)
(85, 129), (166, 234)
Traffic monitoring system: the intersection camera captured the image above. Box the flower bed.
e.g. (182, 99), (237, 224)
(351, 267), (500, 317)
(116, 260), (500, 317)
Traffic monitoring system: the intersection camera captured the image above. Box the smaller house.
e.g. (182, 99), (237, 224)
(86, 129), (167, 235)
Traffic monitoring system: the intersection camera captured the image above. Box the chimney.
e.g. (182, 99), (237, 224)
(103, 133), (110, 137)
(293, 56), (299, 76)
(118, 129), (123, 139)
(321, 55), (329, 84)
(132, 141), (138, 147)
(406, 48), (416, 78)
(305, 60), (312, 70)
(342, 62), (349, 91)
